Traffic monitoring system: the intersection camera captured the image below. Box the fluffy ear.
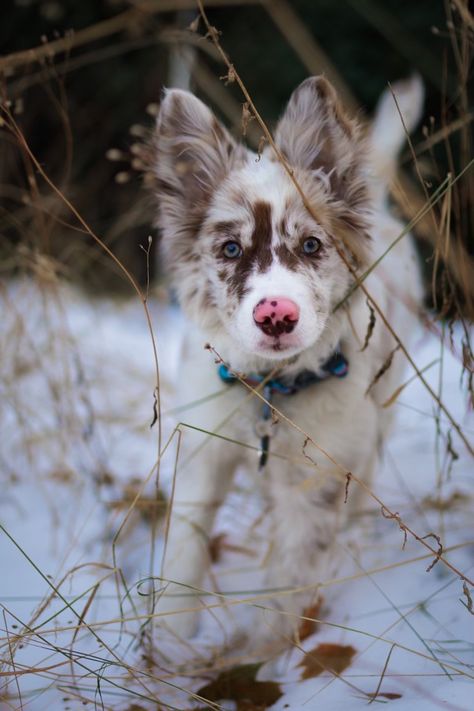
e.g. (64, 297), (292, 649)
(274, 76), (367, 209)
(153, 89), (239, 230)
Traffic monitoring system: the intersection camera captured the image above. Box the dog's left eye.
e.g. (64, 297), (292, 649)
(222, 241), (242, 259)
(302, 237), (322, 255)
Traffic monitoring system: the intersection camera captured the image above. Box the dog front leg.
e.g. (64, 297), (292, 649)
(254, 477), (345, 652)
(158, 438), (234, 638)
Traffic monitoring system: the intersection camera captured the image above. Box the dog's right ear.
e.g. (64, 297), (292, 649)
(273, 76), (366, 210)
(153, 90), (238, 226)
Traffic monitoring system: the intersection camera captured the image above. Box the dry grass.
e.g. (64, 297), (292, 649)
(0, 1), (473, 710)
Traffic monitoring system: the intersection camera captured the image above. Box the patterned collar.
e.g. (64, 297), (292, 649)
(218, 351), (349, 469)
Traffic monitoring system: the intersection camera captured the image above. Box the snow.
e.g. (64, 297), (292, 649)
(0, 277), (473, 710)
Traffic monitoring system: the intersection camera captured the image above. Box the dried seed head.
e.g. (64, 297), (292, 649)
(131, 158), (145, 171)
(146, 102), (160, 117)
(188, 15), (200, 32)
(221, 65), (236, 85)
(14, 98), (24, 115)
(241, 101), (253, 136)
(115, 171), (131, 184)
(40, 1), (64, 21)
(106, 148), (125, 161)
(143, 172), (155, 187)
(129, 124), (148, 138)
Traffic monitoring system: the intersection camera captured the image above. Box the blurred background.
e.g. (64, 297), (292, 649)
(1, 6), (473, 707)
(1, 0), (472, 315)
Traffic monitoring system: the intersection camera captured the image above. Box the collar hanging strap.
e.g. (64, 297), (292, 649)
(218, 351), (348, 395)
(258, 384), (273, 469)
(218, 350), (349, 470)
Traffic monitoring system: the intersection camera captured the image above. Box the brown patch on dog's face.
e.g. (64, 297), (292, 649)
(250, 201), (273, 271)
(215, 200), (274, 300)
(274, 243), (300, 270)
(278, 215), (290, 240)
(208, 188), (335, 312)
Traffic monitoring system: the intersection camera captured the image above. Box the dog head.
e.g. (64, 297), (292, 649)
(152, 77), (371, 366)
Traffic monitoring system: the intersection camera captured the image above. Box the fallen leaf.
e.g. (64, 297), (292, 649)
(298, 642), (356, 680)
(369, 692), (402, 700)
(298, 597), (323, 641)
(197, 663), (282, 708)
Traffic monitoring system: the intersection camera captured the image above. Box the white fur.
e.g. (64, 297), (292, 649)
(151, 76), (424, 650)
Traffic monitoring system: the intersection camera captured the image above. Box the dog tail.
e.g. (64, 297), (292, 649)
(369, 74), (424, 203)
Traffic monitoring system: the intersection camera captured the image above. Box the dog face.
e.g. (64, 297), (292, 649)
(153, 77), (370, 363)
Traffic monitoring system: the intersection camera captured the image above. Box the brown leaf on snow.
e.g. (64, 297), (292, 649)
(298, 642), (356, 680)
(197, 663), (282, 708)
(298, 597), (323, 641)
(369, 691), (402, 700)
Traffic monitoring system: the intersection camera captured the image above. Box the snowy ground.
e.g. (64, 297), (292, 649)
(0, 277), (473, 711)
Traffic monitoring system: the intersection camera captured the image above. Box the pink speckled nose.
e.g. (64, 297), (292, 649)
(253, 297), (300, 337)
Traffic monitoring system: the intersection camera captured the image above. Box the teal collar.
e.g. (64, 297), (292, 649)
(218, 351), (349, 469)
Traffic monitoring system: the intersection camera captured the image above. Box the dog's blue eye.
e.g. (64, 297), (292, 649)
(223, 241), (242, 259)
(302, 237), (322, 255)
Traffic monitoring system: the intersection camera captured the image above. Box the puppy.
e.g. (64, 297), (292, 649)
(151, 75), (424, 649)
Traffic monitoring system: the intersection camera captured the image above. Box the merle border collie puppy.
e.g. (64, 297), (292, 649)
(151, 75), (423, 648)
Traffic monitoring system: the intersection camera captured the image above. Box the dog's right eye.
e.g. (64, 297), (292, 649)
(222, 241), (242, 259)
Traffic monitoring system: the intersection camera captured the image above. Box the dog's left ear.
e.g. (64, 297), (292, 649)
(274, 76), (366, 209)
